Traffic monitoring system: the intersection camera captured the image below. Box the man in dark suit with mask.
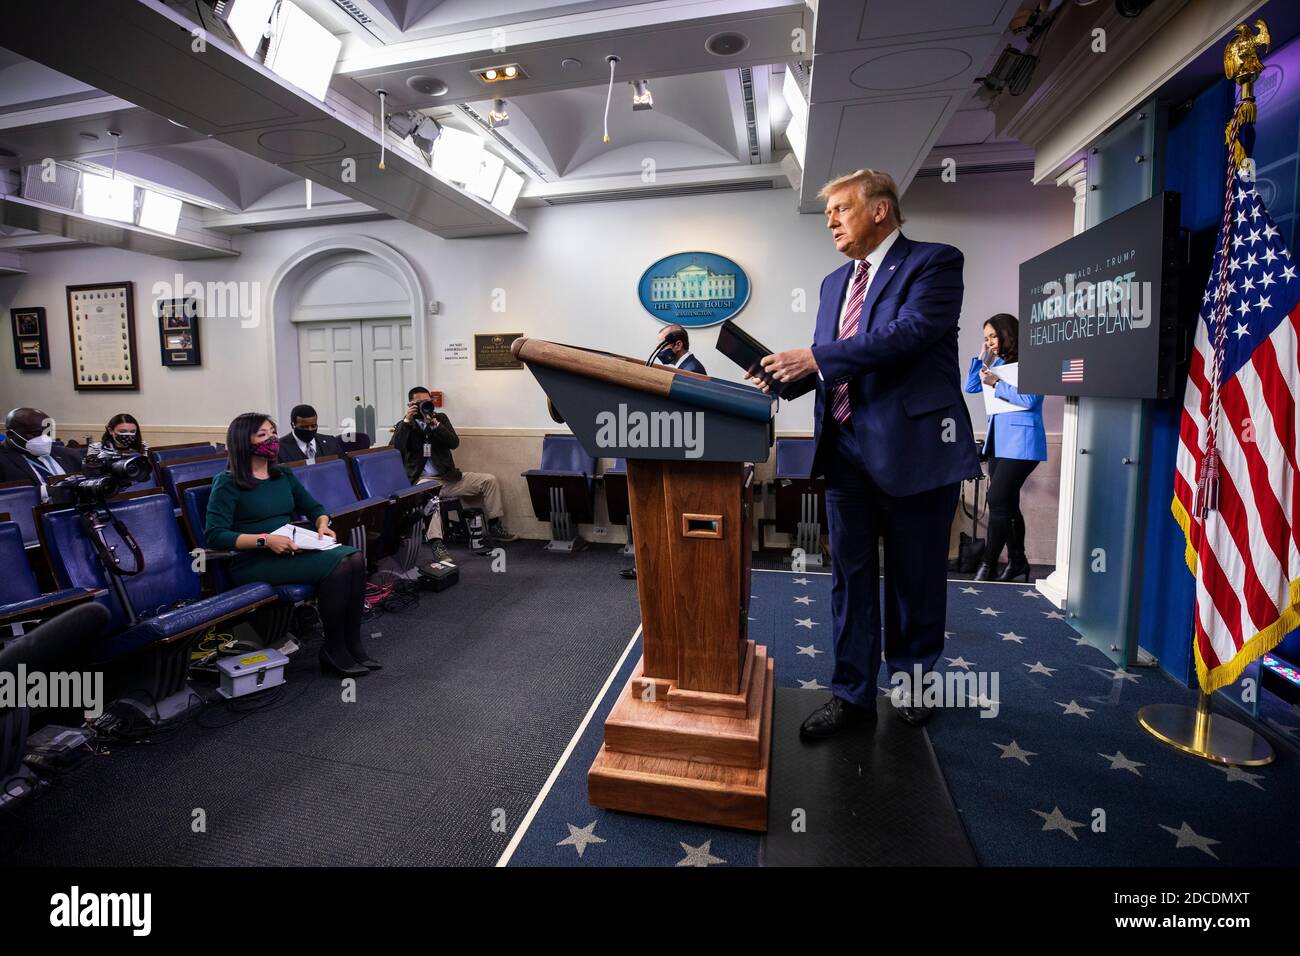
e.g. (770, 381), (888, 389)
(654, 324), (707, 375)
(0, 407), (82, 500)
(277, 404), (344, 464)
(760, 168), (980, 735)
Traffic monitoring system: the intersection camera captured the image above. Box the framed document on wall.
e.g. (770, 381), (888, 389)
(10, 306), (50, 370)
(157, 297), (201, 367)
(67, 281), (139, 390)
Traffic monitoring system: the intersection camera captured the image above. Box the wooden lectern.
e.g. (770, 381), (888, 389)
(513, 338), (776, 830)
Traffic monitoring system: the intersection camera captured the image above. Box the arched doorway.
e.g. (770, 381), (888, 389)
(264, 235), (428, 442)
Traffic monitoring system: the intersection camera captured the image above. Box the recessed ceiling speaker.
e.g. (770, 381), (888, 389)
(407, 75), (448, 96)
(705, 31), (749, 56)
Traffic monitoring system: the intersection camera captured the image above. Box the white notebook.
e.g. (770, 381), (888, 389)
(981, 362), (1022, 417)
(270, 524), (340, 551)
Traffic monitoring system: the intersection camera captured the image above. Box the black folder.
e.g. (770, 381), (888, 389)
(715, 320), (816, 400)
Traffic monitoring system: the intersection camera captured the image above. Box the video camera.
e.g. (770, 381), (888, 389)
(48, 448), (152, 507)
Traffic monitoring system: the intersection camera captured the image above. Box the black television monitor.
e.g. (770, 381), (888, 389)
(1017, 191), (1182, 399)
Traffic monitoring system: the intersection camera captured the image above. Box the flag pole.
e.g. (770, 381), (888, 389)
(1137, 19), (1276, 767)
(1138, 683), (1273, 766)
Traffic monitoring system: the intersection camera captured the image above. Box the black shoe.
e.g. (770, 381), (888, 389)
(799, 696), (876, 739)
(997, 558), (1031, 582)
(895, 703), (933, 727)
(489, 519), (517, 543)
(619, 567), (637, 580)
(355, 656), (383, 671)
(972, 563), (998, 582)
(319, 647), (368, 678)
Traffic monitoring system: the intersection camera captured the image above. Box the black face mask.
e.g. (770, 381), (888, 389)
(111, 432), (139, 449)
(656, 346), (677, 365)
(293, 427), (318, 444)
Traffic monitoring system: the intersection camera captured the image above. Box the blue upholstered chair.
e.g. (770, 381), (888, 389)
(770, 437), (825, 567)
(0, 521), (97, 637)
(149, 443), (217, 471)
(347, 448), (439, 565)
(159, 455), (227, 505)
(285, 459), (389, 557)
(523, 435), (597, 552)
(39, 493), (276, 663)
(0, 481), (41, 546)
(176, 480), (316, 608)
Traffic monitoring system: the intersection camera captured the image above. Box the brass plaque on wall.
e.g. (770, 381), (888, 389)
(474, 332), (524, 370)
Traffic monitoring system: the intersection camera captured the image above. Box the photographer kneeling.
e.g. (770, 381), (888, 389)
(206, 413), (377, 678)
(390, 387), (516, 562)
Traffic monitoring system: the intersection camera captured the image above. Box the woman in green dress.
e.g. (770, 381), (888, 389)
(206, 412), (378, 677)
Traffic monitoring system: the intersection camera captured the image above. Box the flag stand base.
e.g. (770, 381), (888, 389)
(1138, 692), (1273, 766)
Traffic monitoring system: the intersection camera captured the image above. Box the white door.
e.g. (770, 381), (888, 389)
(298, 321), (365, 437)
(297, 318), (415, 443)
(362, 318), (418, 436)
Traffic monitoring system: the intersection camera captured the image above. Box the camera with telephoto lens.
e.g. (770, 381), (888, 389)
(417, 399), (438, 418)
(48, 448), (152, 506)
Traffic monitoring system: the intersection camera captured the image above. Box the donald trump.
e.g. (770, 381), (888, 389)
(759, 169), (980, 737)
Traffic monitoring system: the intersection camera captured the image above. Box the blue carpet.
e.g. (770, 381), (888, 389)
(505, 569), (1300, 866)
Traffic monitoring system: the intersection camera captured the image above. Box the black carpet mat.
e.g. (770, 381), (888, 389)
(762, 689), (977, 866)
(0, 542), (642, 866)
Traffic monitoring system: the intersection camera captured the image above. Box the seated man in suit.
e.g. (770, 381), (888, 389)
(277, 404), (343, 465)
(0, 407), (82, 500)
(654, 324), (706, 374)
(390, 386), (516, 562)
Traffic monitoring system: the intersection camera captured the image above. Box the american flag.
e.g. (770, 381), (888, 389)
(1061, 358), (1085, 382)
(1173, 162), (1300, 694)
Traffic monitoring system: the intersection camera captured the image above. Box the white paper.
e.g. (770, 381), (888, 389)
(981, 362), (1021, 417)
(270, 524), (340, 551)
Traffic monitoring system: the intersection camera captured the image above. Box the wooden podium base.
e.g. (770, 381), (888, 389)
(588, 641), (774, 831)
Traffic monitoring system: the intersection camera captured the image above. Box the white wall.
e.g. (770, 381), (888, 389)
(0, 170), (1074, 438)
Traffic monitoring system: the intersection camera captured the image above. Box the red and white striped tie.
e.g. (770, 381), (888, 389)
(830, 260), (870, 424)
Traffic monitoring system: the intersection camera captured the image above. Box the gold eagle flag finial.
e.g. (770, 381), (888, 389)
(1224, 19), (1270, 170)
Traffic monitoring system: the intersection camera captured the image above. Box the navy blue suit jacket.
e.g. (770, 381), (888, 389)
(676, 353), (706, 375)
(809, 234), (980, 496)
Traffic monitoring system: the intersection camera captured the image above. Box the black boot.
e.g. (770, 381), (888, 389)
(998, 516), (1031, 582)
(979, 514), (1010, 582)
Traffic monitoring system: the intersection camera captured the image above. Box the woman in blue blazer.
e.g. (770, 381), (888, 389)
(965, 313), (1046, 581)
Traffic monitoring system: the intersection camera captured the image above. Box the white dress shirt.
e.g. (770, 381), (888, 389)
(26, 453), (66, 502)
(294, 434), (318, 464)
(836, 227), (901, 337)
(669, 349), (696, 369)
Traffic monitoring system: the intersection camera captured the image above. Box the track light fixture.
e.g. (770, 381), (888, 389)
(631, 79), (654, 111)
(488, 98), (510, 129)
(385, 109), (443, 166)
